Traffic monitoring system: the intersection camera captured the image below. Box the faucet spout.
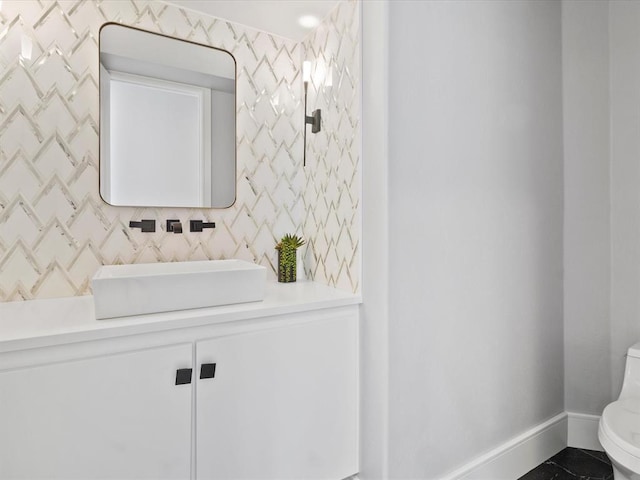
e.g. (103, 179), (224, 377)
(166, 219), (183, 234)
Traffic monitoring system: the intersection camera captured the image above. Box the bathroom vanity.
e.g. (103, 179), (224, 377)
(0, 282), (360, 479)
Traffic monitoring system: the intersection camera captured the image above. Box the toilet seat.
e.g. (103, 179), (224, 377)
(599, 397), (640, 474)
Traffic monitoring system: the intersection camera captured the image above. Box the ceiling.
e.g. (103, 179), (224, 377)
(162, 0), (339, 41)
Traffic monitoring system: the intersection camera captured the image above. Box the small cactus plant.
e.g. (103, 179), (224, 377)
(275, 234), (305, 282)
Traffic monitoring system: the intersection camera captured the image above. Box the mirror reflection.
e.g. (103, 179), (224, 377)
(99, 24), (236, 208)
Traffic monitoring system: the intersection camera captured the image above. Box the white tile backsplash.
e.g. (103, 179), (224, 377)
(302, 0), (360, 292)
(0, 0), (360, 302)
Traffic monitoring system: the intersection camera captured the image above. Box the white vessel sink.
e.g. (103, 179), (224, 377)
(92, 260), (267, 319)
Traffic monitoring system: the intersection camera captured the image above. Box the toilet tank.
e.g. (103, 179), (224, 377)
(619, 342), (640, 400)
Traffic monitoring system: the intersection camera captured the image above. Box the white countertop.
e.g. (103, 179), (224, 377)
(0, 281), (361, 354)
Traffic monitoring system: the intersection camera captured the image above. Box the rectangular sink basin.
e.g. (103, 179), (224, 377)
(92, 259), (266, 319)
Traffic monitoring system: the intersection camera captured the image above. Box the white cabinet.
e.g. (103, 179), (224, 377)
(196, 314), (358, 479)
(0, 344), (193, 479)
(0, 295), (359, 480)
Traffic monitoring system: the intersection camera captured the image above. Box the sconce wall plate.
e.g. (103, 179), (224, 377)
(306, 109), (321, 134)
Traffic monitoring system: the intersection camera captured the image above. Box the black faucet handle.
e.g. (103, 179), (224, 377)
(190, 220), (216, 232)
(129, 219), (156, 232)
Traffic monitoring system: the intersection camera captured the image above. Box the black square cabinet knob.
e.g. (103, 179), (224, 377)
(175, 368), (192, 385)
(200, 363), (216, 379)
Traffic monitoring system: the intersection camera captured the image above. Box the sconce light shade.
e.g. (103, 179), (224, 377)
(302, 61), (311, 84)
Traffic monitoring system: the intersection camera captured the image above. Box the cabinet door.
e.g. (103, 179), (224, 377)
(196, 313), (358, 479)
(0, 343), (193, 479)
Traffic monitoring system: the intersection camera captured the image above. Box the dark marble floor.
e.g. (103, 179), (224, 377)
(518, 448), (613, 480)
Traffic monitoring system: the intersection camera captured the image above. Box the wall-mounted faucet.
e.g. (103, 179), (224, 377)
(190, 220), (216, 232)
(166, 220), (183, 234)
(129, 219), (156, 232)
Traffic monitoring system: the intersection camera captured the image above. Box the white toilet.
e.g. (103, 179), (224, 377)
(599, 342), (640, 480)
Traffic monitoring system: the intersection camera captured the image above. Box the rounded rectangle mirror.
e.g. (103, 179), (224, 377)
(99, 23), (236, 208)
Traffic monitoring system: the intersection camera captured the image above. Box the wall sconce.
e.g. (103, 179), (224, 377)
(303, 60), (321, 167)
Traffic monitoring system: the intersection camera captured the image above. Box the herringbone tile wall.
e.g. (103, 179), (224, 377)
(0, 0), (360, 302)
(303, 0), (360, 292)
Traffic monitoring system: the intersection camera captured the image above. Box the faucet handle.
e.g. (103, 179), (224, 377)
(129, 219), (156, 232)
(190, 220), (216, 232)
(166, 219), (183, 234)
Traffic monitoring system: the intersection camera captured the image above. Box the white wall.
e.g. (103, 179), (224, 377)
(562, 0), (612, 415)
(360, 1), (389, 477)
(562, 0), (640, 415)
(386, 1), (564, 477)
(610, 0), (640, 399)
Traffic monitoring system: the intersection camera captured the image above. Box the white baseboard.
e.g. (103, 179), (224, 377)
(358, 411), (601, 480)
(567, 412), (602, 451)
(440, 413), (568, 480)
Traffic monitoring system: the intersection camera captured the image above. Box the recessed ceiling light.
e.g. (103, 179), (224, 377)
(298, 15), (320, 29)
